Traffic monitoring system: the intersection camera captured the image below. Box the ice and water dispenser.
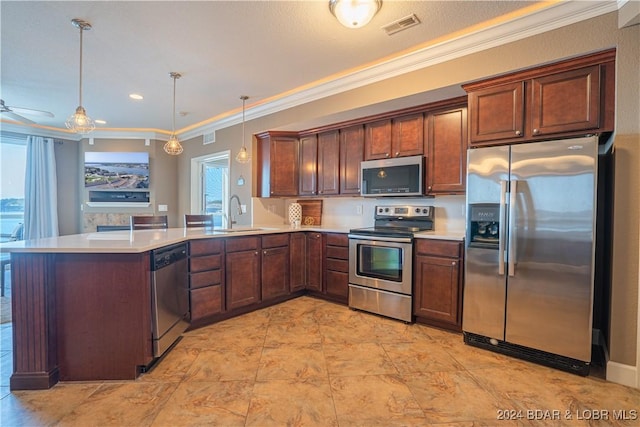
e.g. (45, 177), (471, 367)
(468, 204), (500, 248)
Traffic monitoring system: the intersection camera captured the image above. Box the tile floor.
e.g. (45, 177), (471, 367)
(1, 296), (639, 426)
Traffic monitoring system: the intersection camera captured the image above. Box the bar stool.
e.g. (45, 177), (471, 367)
(184, 214), (214, 228)
(130, 215), (169, 230)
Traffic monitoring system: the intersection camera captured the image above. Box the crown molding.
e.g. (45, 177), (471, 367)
(4, 1), (620, 142)
(181, 0), (618, 141)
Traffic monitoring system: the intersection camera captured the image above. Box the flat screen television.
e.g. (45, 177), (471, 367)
(84, 151), (149, 189)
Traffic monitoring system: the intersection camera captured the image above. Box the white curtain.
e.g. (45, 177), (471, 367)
(23, 136), (59, 239)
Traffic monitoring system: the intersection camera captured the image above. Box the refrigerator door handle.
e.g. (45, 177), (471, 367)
(508, 179), (518, 276)
(498, 180), (508, 275)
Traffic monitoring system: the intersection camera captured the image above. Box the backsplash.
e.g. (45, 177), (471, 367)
(252, 195), (466, 232)
(83, 213), (142, 232)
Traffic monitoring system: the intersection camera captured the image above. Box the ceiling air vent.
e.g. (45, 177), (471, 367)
(382, 14), (421, 35)
(203, 131), (216, 145)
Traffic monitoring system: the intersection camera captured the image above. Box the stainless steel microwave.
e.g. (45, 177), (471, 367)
(360, 155), (424, 197)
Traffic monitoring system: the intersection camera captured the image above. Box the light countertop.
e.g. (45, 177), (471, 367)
(0, 225), (464, 254)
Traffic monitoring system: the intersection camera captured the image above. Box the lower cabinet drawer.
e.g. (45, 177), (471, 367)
(190, 270), (222, 289)
(326, 246), (348, 260)
(326, 258), (348, 273)
(190, 254), (222, 272)
(190, 285), (223, 320)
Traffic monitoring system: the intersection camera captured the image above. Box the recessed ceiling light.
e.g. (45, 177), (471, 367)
(129, 93), (143, 100)
(95, 119), (107, 125)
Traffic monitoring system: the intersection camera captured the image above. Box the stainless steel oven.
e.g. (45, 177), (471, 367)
(348, 205), (434, 322)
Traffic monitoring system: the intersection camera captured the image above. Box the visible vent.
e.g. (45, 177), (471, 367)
(203, 131), (215, 145)
(382, 14), (420, 35)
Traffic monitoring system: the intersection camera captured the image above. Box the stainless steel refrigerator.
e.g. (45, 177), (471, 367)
(463, 136), (599, 376)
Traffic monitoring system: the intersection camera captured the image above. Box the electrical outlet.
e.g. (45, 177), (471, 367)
(158, 204), (168, 212)
(356, 204), (363, 215)
(241, 204), (247, 213)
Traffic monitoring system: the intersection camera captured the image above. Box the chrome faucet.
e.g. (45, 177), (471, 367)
(228, 194), (243, 229)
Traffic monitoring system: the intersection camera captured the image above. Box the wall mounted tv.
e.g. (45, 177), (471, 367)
(84, 151), (149, 189)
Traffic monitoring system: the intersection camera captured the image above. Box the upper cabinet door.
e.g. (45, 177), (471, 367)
(530, 65), (600, 137)
(426, 106), (467, 194)
(340, 125), (364, 194)
(270, 135), (300, 197)
(468, 81), (525, 145)
(392, 113), (424, 158)
(364, 120), (392, 160)
(317, 130), (340, 196)
(299, 135), (318, 196)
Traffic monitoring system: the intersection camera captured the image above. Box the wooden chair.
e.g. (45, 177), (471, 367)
(184, 214), (214, 228)
(130, 215), (168, 230)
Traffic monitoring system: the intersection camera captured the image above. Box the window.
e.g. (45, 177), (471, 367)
(0, 134), (27, 242)
(190, 151), (230, 228)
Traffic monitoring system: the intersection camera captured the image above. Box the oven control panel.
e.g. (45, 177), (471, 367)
(375, 205), (433, 219)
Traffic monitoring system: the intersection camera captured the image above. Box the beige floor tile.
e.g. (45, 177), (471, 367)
(323, 342), (398, 376)
(55, 382), (176, 427)
(264, 320), (322, 346)
(0, 383), (101, 427)
(246, 378), (338, 427)
(151, 380), (253, 426)
(184, 347), (262, 382)
(257, 343), (328, 380)
(384, 340), (465, 374)
(402, 371), (508, 423)
(138, 346), (200, 383)
(330, 374), (425, 425)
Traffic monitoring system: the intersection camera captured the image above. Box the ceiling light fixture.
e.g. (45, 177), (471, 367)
(329, 0), (382, 29)
(235, 95), (251, 164)
(65, 18), (95, 134)
(163, 72), (184, 156)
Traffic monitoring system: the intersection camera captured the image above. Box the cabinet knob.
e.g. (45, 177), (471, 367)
(263, 250), (267, 255)
(533, 128), (539, 135)
(452, 261), (457, 266)
(515, 130), (521, 136)
(255, 251), (259, 256)
(385, 153), (390, 158)
(395, 152), (399, 156)
(270, 191), (274, 195)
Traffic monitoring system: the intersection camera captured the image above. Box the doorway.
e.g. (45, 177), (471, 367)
(190, 151), (230, 228)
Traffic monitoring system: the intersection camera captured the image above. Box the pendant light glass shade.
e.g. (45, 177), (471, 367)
(329, 0), (382, 29)
(164, 72), (184, 156)
(235, 95), (251, 164)
(66, 19), (95, 135)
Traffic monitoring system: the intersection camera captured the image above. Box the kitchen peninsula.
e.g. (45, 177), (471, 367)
(1, 226), (464, 391)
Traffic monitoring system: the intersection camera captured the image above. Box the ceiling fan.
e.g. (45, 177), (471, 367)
(0, 99), (54, 124)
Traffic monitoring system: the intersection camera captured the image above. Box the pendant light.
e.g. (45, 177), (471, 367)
(164, 72), (184, 155)
(65, 18), (95, 134)
(329, 0), (382, 29)
(235, 95), (251, 164)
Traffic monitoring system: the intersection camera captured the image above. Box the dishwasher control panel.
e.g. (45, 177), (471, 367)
(151, 243), (188, 270)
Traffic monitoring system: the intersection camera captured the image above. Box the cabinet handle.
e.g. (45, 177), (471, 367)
(533, 128), (539, 135)
(515, 130), (521, 136)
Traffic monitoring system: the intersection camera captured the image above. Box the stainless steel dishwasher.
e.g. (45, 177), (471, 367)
(150, 242), (189, 357)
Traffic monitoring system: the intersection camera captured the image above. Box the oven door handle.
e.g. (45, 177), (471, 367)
(348, 234), (413, 243)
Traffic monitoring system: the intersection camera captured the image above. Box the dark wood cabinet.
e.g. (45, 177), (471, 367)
(289, 232), (306, 292)
(189, 238), (224, 321)
(225, 237), (261, 310)
(256, 131), (299, 197)
(364, 119), (392, 160)
(261, 234), (290, 300)
(392, 113), (424, 158)
(464, 49), (615, 146)
(339, 125), (364, 194)
(299, 135), (318, 196)
(305, 232), (323, 292)
(364, 114), (424, 160)
(426, 105), (467, 194)
(413, 239), (463, 331)
(317, 131), (340, 195)
(323, 233), (349, 303)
